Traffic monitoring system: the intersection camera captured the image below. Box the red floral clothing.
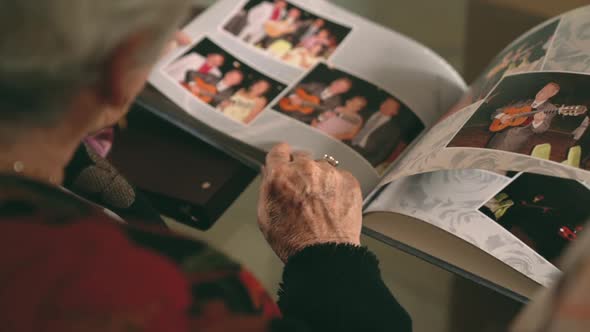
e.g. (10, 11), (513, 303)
(0, 175), (280, 332)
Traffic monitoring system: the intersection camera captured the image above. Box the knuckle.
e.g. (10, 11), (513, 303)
(270, 143), (289, 156)
(303, 159), (315, 168)
(268, 165), (292, 182)
(341, 170), (360, 186)
(338, 169), (353, 179)
(299, 160), (316, 173)
(273, 164), (288, 175)
(317, 161), (335, 174)
(271, 176), (289, 190)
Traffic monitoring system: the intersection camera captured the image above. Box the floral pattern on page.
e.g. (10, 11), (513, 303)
(367, 169), (560, 287)
(544, 7), (590, 73)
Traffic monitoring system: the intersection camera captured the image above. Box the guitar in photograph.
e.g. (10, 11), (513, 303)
(279, 88), (331, 114)
(181, 78), (218, 104)
(489, 104), (588, 132)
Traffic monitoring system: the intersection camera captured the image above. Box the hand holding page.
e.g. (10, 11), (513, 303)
(147, 0), (590, 301)
(150, 0), (465, 195)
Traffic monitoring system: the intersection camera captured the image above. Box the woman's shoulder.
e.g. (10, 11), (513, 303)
(0, 175), (94, 221)
(0, 175), (283, 330)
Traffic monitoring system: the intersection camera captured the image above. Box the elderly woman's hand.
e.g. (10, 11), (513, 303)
(258, 143), (363, 262)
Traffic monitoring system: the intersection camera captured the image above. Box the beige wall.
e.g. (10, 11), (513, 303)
(330, 0), (467, 72)
(192, 0), (467, 72)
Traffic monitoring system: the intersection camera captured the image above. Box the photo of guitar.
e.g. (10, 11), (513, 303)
(223, 0), (352, 70)
(490, 105), (588, 132)
(181, 78), (218, 104)
(271, 62), (424, 169)
(278, 88), (330, 114)
(448, 72), (590, 171)
(165, 37), (287, 124)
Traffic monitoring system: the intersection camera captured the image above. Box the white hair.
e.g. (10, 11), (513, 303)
(0, 0), (190, 124)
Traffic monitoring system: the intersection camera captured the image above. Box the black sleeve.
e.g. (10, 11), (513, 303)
(278, 243), (412, 332)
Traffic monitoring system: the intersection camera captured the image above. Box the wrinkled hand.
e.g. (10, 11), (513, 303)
(258, 143), (363, 262)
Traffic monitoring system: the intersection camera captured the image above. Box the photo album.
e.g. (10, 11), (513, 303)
(147, 0), (590, 302)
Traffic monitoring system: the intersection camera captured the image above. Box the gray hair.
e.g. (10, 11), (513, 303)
(0, 0), (191, 126)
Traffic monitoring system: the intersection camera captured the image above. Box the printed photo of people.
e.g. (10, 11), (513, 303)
(479, 172), (590, 264)
(164, 37), (286, 125)
(448, 72), (590, 170)
(272, 63), (424, 171)
(223, 0), (352, 70)
(468, 20), (560, 104)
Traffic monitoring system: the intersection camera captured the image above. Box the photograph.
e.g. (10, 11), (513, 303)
(272, 63), (424, 170)
(479, 172), (590, 263)
(468, 20), (560, 103)
(164, 37), (286, 125)
(223, 0), (352, 70)
(448, 72), (590, 170)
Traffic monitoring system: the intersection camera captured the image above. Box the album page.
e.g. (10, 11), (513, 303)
(378, 5), (590, 188)
(148, 0), (466, 195)
(364, 5), (590, 287)
(365, 168), (590, 288)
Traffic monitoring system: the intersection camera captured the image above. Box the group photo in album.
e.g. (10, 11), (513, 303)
(163, 37), (286, 124)
(272, 63), (424, 171)
(222, 0), (352, 70)
(479, 172), (590, 264)
(448, 72), (590, 170)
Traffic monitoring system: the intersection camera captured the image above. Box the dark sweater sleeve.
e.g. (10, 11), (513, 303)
(278, 243), (412, 332)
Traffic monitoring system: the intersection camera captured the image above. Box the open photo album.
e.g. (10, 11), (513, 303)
(147, 0), (590, 302)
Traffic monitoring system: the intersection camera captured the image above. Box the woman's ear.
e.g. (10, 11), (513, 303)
(103, 32), (151, 107)
(97, 32), (153, 128)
